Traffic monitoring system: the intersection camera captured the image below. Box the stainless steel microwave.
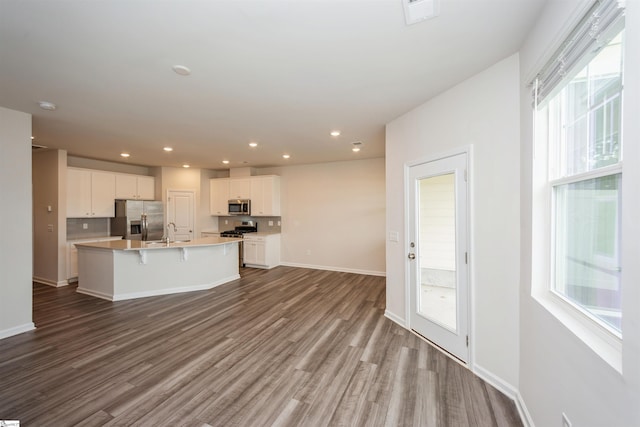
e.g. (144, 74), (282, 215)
(228, 199), (250, 215)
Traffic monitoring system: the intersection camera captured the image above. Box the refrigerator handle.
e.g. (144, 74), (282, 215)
(141, 214), (148, 241)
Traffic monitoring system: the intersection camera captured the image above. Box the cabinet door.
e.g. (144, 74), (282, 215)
(68, 243), (79, 279)
(229, 178), (251, 199)
(250, 178), (266, 216)
(91, 171), (116, 217)
(137, 176), (155, 200)
(250, 176), (281, 216)
(244, 240), (258, 264)
(115, 174), (137, 199)
(67, 168), (92, 217)
(210, 179), (229, 215)
(255, 241), (266, 265)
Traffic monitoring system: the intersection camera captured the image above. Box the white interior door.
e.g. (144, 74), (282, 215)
(408, 152), (469, 363)
(167, 190), (195, 241)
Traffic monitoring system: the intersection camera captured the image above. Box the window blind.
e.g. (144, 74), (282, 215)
(532, 0), (625, 106)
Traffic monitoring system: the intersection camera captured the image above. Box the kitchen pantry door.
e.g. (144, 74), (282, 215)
(166, 190), (195, 241)
(407, 152), (469, 363)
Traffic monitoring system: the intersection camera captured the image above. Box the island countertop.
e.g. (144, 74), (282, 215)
(74, 236), (242, 251)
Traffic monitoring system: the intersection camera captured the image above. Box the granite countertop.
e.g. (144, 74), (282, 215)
(74, 236), (242, 251)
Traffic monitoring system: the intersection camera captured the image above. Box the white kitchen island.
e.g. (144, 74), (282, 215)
(74, 237), (242, 301)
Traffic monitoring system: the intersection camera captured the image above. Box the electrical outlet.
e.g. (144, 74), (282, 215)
(268, 221), (274, 226)
(277, 221), (281, 226)
(47, 224), (53, 232)
(306, 249), (311, 256)
(562, 412), (572, 427)
(225, 220), (228, 225)
(82, 223), (88, 230)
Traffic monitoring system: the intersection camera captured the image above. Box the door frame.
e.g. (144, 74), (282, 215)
(404, 145), (474, 367)
(166, 189), (196, 241)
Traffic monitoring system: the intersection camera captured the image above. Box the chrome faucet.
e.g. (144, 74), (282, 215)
(163, 222), (177, 243)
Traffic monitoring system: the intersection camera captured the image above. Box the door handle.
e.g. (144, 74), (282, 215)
(408, 253), (416, 260)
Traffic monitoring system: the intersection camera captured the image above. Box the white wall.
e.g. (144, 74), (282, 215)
(261, 158), (386, 276)
(385, 55), (521, 389)
(0, 106), (34, 338)
(32, 149), (68, 286)
(519, 1), (640, 426)
(159, 166), (218, 237)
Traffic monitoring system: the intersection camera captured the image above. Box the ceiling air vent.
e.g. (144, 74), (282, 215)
(403, 0), (440, 26)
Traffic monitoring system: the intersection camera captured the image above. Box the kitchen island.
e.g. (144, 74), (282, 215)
(74, 237), (242, 301)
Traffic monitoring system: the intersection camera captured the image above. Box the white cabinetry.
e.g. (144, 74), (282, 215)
(250, 176), (281, 216)
(115, 174), (155, 200)
(243, 234), (280, 269)
(229, 179), (251, 199)
(210, 176), (281, 216)
(67, 168), (116, 218)
(210, 178), (230, 215)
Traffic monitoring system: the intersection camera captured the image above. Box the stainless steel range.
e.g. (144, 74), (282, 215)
(220, 221), (257, 267)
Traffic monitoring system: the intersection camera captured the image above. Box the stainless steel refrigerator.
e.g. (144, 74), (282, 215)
(110, 199), (164, 241)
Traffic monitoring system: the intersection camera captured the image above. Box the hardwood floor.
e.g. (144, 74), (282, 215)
(0, 267), (522, 426)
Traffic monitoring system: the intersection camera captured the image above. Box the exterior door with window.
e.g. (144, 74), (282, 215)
(408, 152), (469, 363)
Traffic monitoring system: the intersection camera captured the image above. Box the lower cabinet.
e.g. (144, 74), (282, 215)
(243, 234), (280, 269)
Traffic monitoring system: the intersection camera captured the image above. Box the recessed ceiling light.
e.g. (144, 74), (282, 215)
(330, 130), (341, 137)
(172, 65), (191, 76)
(38, 101), (56, 111)
(352, 147), (361, 152)
(222, 160), (230, 164)
(249, 142), (258, 148)
(163, 147), (173, 152)
(352, 141), (362, 152)
(282, 154), (291, 159)
(182, 164), (190, 168)
(120, 153), (130, 158)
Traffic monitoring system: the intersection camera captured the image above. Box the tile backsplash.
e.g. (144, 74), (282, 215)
(217, 216), (281, 233)
(67, 218), (111, 240)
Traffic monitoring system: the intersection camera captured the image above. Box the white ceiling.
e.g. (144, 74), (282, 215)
(0, 0), (544, 170)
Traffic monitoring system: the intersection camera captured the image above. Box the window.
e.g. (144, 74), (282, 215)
(547, 31), (624, 333)
(531, 0), (626, 359)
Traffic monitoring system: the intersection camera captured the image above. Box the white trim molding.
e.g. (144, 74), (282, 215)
(0, 322), (36, 340)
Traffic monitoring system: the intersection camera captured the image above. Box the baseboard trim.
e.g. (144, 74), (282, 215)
(33, 276), (69, 287)
(473, 363), (532, 426)
(77, 274), (241, 302)
(0, 322), (35, 340)
(384, 310), (406, 327)
(515, 391), (535, 427)
(279, 262), (386, 277)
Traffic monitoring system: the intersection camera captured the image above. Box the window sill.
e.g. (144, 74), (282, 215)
(532, 289), (622, 374)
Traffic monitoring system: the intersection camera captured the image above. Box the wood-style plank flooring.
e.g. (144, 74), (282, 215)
(0, 267), (522, 426)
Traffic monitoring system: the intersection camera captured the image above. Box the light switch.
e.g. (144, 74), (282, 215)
(389, 231), (399, 242)
(47, 224), (53, 232)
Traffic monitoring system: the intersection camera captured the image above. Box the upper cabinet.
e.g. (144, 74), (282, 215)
(250, 176), (281, 216)
(210, 175), (281, 217)
(67, 168), (116, 218)
(210, 178), (230, 216)
(229, 178), (251, 199)
(115, 174), (155, 200)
